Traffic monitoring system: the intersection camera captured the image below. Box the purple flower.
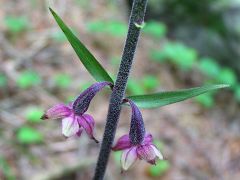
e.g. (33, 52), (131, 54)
(41, 81), (112, 141)
(112, 100), (163, 170)
(112, 134), (163, 170)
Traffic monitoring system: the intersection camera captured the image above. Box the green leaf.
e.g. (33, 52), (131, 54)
(217, 68), (237, 86)
(17, 126), (43, 144)
(198, 57), (221, 78)
(25, 107), (44, 123)
(143, 21), (167, 38)
(49, 8), (113, 83)
(142, 75), (160, 90)
(4, 16), (29, 33)
(16, 70), (41, 89)
(0, 74), (7, 88)
(194, 93), (215, 108)
(54, 74), (72, 88)
(127, 79), (145, 95)
(127, 84), (229, 108)
(113, 151), (122, 167)
(148, 160), (170, 177)
(86, 20), (127, 37)
(0, 156), (16, 180)
(234, 85), (240, 102)
(161, 42), (197, 70)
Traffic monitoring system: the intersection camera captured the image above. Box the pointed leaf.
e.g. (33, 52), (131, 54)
(49, 8), (113, 83)
(127, 84), (229, 108)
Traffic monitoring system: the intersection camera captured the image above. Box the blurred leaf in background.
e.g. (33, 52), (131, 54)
(142, 75), (160, 91)
(127, 79), (145, 95)
(54, 74), (72, 89)
(194, 93), (215, 108)
(198, 57), (221, 79)
(0, 156), (15, 180)
(148, 160), (170, 177)
(17, 126), (43, 144)
(51, 30), (67, 42)
(217, 68), (237, 86)
(113, 151), (122, 167)
(86, 20), (127, 37)
(4, 16), (29, 33)
(143, 21), (167, 38)
(0, 74), (7, 88)
(16, 70), (41, 89)
(234, 85), (240, 102)
(151, 42), (198, 70)
(25, 107), (44, 123)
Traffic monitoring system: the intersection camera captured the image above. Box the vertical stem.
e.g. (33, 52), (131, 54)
(93, 0), (148, 179)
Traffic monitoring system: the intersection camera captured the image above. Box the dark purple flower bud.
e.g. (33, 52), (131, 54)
(73, 81), (112, 115)
(128, 100), (145, 145)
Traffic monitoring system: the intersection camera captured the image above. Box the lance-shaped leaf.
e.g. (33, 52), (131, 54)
(49, 8), (113, 83)
(127, 84), (229, 109)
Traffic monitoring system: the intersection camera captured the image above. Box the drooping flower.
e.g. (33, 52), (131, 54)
(112, 100), (163, 170)
(41, 81), (112, 141)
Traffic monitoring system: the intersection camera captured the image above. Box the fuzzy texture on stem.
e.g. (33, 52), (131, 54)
(93, 0), (148, 179)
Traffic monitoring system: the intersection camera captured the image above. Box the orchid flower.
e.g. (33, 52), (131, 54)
(112, 100), (163, 170)
(41, 81), (112, 142)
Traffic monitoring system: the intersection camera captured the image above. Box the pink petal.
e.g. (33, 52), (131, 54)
(121, 147), (138, 170)
(151, 145), (163, 160)
(62, 116), (79, 137)
(76, 128), (83, 137)
(42, 103), (71, 120)
(77, 114), (98, 143)
(136, 145), (156, 163)
(112, 134), (132, 151)
(142, 133), (153, 145)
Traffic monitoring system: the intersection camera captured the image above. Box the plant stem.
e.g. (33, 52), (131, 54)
(93, 0), (148, 179)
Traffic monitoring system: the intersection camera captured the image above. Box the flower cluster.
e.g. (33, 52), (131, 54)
(42, 82), (163, 170)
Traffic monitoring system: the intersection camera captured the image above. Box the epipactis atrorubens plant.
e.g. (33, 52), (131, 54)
(45, 1), (229, 179)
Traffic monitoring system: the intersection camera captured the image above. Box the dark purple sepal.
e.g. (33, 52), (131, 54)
(73, 82), (112, 115)
(128, 100), (145, 145)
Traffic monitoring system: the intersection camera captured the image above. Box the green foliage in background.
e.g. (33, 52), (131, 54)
(0, 156), (15, 180)
(148, 21), (237, 106)
(25, 107), (44, 123)
(127, 76), (160, 95)
(198, 57), (221, 79)
(151, 42), (198, 70)
(234, 85), (240, 102)
(16, 70), (41, 89)
(113, 151), (122, 167)
(54, 74), (72, 88)
(86, 20), (127, 37)
(51, 30), (67, 42)
(194, 93), (215, 108)
(217, 68), (237, 86)
(0, 74), (7, 88)
(148, 160), (170, 177)
(4, 16), (29, 33)
(148, 140), (170, 177)
(17, 126), (43, 144)
(143, 75), (160, 91)
(127, 79), (145, 95)
(143, 21), (167, 38)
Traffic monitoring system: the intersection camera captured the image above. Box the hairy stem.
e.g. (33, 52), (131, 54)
(93, 0), (148, 179)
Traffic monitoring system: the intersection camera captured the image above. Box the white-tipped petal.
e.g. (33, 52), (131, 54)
(151, 145), (163, 160)
(121, 147), (137, 170)
(62, 116), (79, 137)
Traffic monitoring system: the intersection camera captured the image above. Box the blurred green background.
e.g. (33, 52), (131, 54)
(0, 0), (239, 179)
